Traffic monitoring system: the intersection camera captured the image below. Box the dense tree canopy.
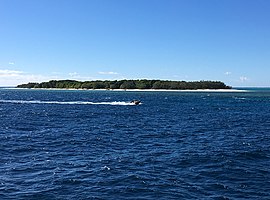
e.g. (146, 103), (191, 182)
(17, 79), (232, 90)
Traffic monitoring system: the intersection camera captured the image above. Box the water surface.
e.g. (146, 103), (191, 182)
(0, 88), (269, 199)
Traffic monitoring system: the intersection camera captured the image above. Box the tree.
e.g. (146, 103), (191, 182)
(17, 79), (231, 90)
(120, 80), (136, 89)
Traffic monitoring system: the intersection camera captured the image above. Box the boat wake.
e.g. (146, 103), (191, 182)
(0, 100), (137, 106)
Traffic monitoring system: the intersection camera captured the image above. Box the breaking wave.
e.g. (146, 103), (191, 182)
(0, 100), (137, 106)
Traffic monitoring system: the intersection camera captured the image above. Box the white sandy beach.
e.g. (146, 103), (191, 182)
(107, 88), (246, 92)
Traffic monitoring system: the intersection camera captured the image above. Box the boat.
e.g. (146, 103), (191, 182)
(130, 100), (141, 105)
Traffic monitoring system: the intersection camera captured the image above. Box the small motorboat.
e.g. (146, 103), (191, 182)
(130, 100), (141, 105)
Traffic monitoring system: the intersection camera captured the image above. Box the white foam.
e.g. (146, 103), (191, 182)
(234, 97), (247, 100)
(0, 100), (137, 106)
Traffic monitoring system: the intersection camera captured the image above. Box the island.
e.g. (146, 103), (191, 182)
(17, 80), (232, 90)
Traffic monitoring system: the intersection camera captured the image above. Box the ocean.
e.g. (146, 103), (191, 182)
(0, 88), (269, 199)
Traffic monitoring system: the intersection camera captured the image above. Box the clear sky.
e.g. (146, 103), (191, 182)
(0, 0), (269, 87)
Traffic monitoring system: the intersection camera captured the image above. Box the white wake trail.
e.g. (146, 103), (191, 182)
(0, 100), (137, 106)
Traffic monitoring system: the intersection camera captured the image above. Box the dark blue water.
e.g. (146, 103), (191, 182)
(0, 89), (269, 199)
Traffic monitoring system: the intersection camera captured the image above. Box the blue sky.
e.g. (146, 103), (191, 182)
(0, 0), (269, 86)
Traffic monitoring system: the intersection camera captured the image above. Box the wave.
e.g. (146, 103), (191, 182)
(233, 97), (247, 100)
(0, 100), (137, 106)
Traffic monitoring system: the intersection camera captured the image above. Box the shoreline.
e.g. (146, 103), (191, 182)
(9, 88), (247, 92)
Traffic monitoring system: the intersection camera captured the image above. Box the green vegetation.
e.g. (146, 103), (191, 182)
(17, 79), (232, 90)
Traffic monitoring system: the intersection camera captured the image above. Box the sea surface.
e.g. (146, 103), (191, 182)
(0, 88), (269, 199)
